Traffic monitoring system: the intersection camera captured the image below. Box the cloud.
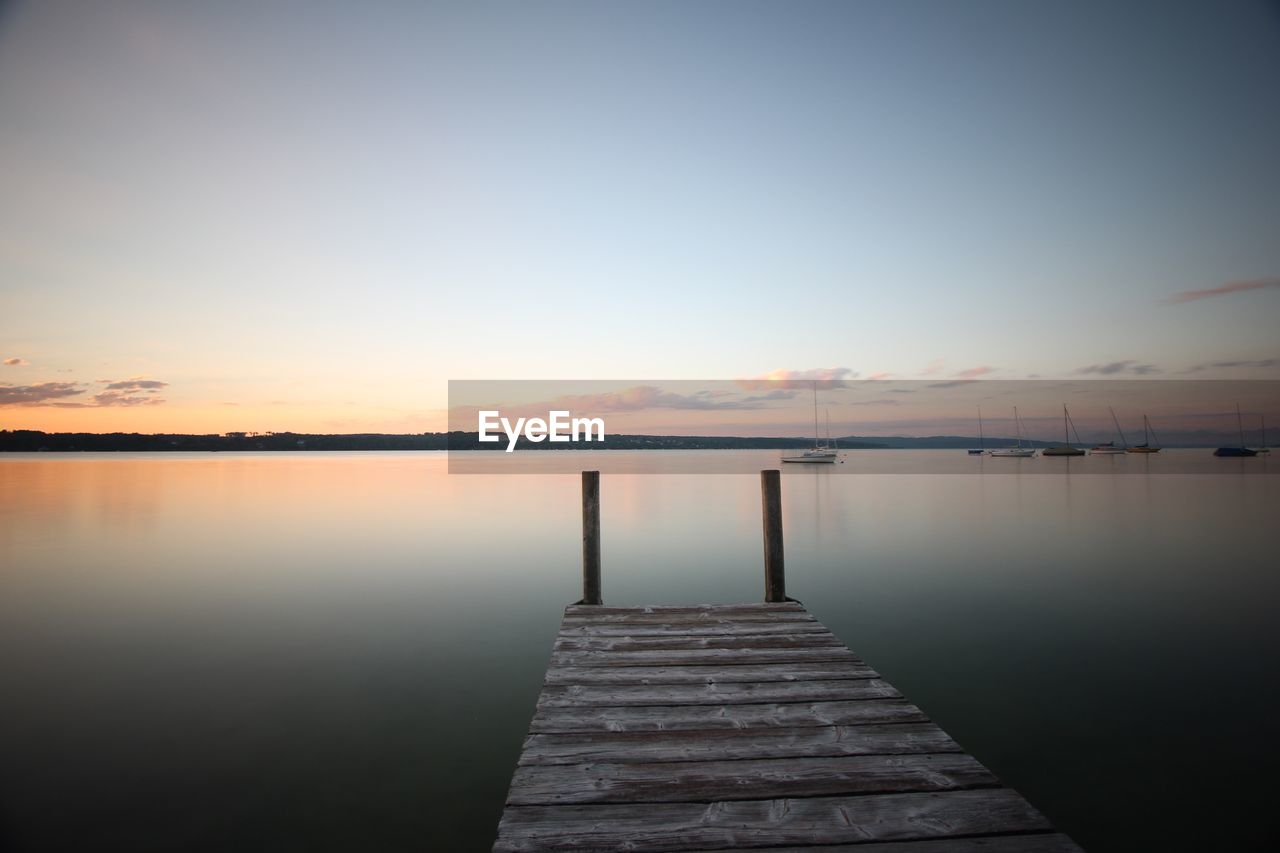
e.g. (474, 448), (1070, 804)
(1076, 360), (1161, 376)
(737, 367), (857, 390)
(91, 390), (166, 407)
(926, 380), (977, 389)
(954, 366), (994, 379)
(919, 359), (945, 376)
(1168, 277), (1280, 304)
(3, 357), (28, 366)
(104, 379), (168, 391)
(0, 376), (170, 407)
(867, 372), (893, 381)
(1184, 358), (1279, 374)
(0, 382), (86, 405)
(550, 385), (781, 412)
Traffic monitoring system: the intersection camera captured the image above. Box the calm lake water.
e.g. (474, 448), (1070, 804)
(1, 451), (1277, 851)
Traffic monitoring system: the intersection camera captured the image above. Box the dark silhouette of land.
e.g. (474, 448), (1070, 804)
(1, 430), (1086, 452)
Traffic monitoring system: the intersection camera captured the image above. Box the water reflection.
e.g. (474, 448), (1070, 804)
(0, 453), (1276, 852)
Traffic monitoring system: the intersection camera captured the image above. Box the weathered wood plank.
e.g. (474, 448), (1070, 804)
(492, 788), (1054, 852)
(550, 646), (861, 667)
(517, 723), (961, 766)
(543, 661), (880, 685)
(558, 621), (834, 638)
(564, 603), (807, 616)
(562, 611), (816, 626)
(536, 679), (901, 709)
(683, 835), (1084, 853)
(530, 699), (928, 733)
(553, 633), (845, 652)
(497, 604), (1080, 851)
(507, 753), (994, 805)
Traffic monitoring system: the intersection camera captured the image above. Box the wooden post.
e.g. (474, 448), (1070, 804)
(581, 470), (602, 605)
(761, 469), (786, 603)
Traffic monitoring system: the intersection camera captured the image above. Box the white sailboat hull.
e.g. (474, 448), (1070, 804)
(782, 453), (837, 463)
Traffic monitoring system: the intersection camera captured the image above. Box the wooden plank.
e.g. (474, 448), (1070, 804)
(562, 611), (816, 626)
(530, 699), (928, 733)
(564, 603), (807, 616)
(492, 788), (1054, 852)
(684, 835), (1084, 853)
(558, 621), (834, 638)
(550, 646), (861, 667)
(517, 723), (961, 766)
(536, 679), (901, 708)
(497, 603), (1080, 851)
(543, 661), (880, 685)
(553, 633), (844, 652)
(507, 753), (995, 805)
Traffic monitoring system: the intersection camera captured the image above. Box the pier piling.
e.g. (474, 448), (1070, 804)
(580, 470), (601, 605)
(761, 468), (786, 602)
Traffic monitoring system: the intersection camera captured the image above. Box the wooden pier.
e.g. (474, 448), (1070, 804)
(493, 473), (1081, 852)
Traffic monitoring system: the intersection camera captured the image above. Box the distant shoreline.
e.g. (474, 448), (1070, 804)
(0, 430), (1133, 452)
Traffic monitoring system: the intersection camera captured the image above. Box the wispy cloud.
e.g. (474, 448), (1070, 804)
(954, 366), (994, 379)
(1076, 360), (1161, 376)
(90, 390), (166, 407)
(550, 385), (774, 412)
(3, 357), (28, 366)
(0, 377), (169, 407)
(103, 378), (168, 391)
(1183, 358), (1279, 374)
(1168, 277), (1280, 304)
(0, 382), (85, 405)
(737, 367), (857, 390)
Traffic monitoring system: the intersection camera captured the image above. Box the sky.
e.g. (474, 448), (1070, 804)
(2, 0), (1278, 434)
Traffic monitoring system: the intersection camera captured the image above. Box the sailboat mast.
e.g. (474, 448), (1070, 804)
(1110, 407), (1128, 448)
(1062, 405), (1068, 443)
(978, 406), (984, 449)
(813, 382), (820, 450)
(1237, 403), (1246, 448)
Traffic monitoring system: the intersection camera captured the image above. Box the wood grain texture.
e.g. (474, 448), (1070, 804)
(530, 699), (929, 733)
(550, 646), (861, 667)
(494, 604), (1082, 852)
(507, 753), (995, 805)
(536, 679), (901, 709)
(553, 633), (844, 652)
(517, 723), (961, 766)
(494, 788), (1054, 851)
(543, 661), (880, 685)
(558, 621), (833, 638)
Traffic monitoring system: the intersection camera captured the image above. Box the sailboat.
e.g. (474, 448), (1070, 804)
(968, 407), (985, 454)
(1041, 405), (1086, 456)
(988, 407), (1036, 457)
(1213, 404), (1258, 457)
(1091, 406), (1128, 454)
(782, 382), (838, 463)
(1127, 414), (1161, 453)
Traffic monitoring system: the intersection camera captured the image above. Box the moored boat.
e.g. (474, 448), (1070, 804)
(989, 407), (1036, 457)
(968, 407), (986, 455)
(1214, 403), (1259, 457)
(1041, 405), (1086, 456)
(1127, 414), (1162, 453)
(783, 383), (839, 463)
